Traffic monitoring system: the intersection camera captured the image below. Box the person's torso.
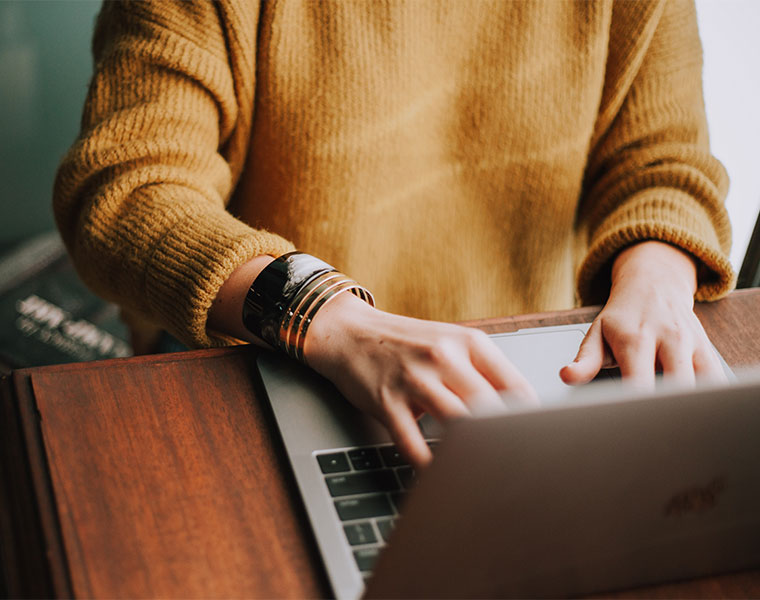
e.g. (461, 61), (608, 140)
(232, 0), (614, 320)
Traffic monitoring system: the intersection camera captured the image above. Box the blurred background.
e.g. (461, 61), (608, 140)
(697, 0), (760, 272)
(0, 0), (100, 243)
(0, 0), (758, 368)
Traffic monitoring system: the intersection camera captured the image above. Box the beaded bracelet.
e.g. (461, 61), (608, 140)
(242, 251), (375, 363)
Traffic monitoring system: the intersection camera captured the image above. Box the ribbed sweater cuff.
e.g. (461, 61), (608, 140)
(144, 206), (295, 348)
(577, 189), (735, 305)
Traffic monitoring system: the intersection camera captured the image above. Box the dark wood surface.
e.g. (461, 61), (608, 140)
(1, 289), (759, 598)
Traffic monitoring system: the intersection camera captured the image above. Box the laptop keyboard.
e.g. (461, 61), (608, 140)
(315, 442), (436, 576)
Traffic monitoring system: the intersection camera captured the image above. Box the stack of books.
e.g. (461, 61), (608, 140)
(0, 231), (131, 373)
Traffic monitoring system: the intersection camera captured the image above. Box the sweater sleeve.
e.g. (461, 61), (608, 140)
(52, 1), (294, 348)
(576, 0), (734, 305)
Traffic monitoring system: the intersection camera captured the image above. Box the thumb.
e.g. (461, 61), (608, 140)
(560, 321), (610, 385)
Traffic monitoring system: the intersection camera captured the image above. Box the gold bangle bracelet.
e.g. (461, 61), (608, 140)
(279, 271), (346, 355)
(278, 274), (374, 363)
(295, 283), (373, 363)
(243, 251), (375, 362)
(291, 279), (362, 362)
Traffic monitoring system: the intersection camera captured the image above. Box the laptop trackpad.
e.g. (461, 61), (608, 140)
(420, 326), (594, 437)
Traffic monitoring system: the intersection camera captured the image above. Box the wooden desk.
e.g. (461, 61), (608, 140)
(2, 289), (759, 598)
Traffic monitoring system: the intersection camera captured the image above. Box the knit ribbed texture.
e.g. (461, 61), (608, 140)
(53, 0), (733, 348)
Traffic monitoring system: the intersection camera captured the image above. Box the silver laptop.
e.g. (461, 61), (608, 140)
(255, 323), (757, 599)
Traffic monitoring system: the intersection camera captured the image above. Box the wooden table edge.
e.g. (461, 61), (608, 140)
(1, 371), (73, 598)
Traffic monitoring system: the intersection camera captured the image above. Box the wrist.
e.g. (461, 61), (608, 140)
(208, 255), (275, 342)
(611, 241), (697, 297)
(303, 291), (377, 367)
(240, 251), (375, 362)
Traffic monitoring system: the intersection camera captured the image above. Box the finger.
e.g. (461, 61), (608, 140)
(693, 345), (728, 383)
(613, 332), (657, 389)
(441, 364), (514, 416)
(381, 404), (433, 469)
(560, 320), (612, 385)
(468, 335), (538, 405)
(411, 375), (472, 421)
(657, 339), (696, 386)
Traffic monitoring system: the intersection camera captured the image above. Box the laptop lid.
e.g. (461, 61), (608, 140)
(256, 322), (738, 599)
(365, 372), (760, 598)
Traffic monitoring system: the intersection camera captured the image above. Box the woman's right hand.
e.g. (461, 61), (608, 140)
(304, 292), (536, 468)
(209, 257), (535, 469)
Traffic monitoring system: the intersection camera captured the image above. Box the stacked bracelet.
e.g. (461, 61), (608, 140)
(242, 251), (374, 363)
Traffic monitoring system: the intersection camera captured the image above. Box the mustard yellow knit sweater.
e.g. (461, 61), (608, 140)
(54, 0), (733, 348)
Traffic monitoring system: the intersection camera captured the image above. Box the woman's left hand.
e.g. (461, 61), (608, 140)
(560, 240), (726, 388)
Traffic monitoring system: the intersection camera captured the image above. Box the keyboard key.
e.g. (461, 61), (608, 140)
(347, 448), (382, 470)
(376, 518), (396, 542)
(326, 470), (399, 497)
(354, 547), (380, 572)
(344, 522), (377, 545)
(396, 466), (416, 489)
(379, 445), (408, 467)
(316, 452), (350, 474)
(335, 495), (393, 520)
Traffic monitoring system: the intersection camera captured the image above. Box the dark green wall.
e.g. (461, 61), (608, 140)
(0, 0), (101, 244)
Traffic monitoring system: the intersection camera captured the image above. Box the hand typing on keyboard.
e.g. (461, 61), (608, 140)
(560, 241), (726, 388)
(304, 292), (537, 468)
